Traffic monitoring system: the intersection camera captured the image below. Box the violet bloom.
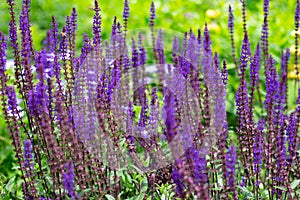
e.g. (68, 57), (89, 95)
(24, 139), (34, 177)
(225, 145), (237, 187)
(63, 161), (76, 199)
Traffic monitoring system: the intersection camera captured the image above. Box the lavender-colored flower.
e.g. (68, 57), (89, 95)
(24, 139), (34, 177)
(225, 145), (237, 187)
(63, 161), (76, 199)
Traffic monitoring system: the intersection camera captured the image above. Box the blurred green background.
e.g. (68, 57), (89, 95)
(0, 0), (298, 197)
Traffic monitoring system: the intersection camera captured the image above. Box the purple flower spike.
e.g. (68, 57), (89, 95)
(225, 145), (238, 199)
(123, 0), (130, 31)
(221, 60), (228, 85)
(250, 44), (261, 88)
(24, 139), (34, 177)
(228, 5), (234, 31)
(149, 1), (156, 28)
(240, 33), (251, 74)
(261, 0), (270, 61)
(63, 161), (76, 199)
(163, 88), (176, 142)
(0, 32), (7, 76)
(296, 0), (300, 31)
(7, 86), (18, 112)
(93, 0), (102, 46)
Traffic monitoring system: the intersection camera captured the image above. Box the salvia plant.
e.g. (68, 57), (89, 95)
(0, 0), (300, 199)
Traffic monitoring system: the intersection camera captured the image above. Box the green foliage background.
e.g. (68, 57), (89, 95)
(0, 0), (298, 198)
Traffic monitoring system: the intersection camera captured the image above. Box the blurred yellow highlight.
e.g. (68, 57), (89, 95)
(205, 9), (219, 18)
(288, 70), (300, 80)
(291, 30), (300, 37)
(291, 45), (299, 55)
(207, 22), (220, 34)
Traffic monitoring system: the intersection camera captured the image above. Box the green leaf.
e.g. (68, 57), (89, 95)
(291, 179), (300, 190)
(273, 186), (287, 191)
(5, 176), (15, 192)
(105, 194), (115, 200)
(78, 188), (91, 198)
